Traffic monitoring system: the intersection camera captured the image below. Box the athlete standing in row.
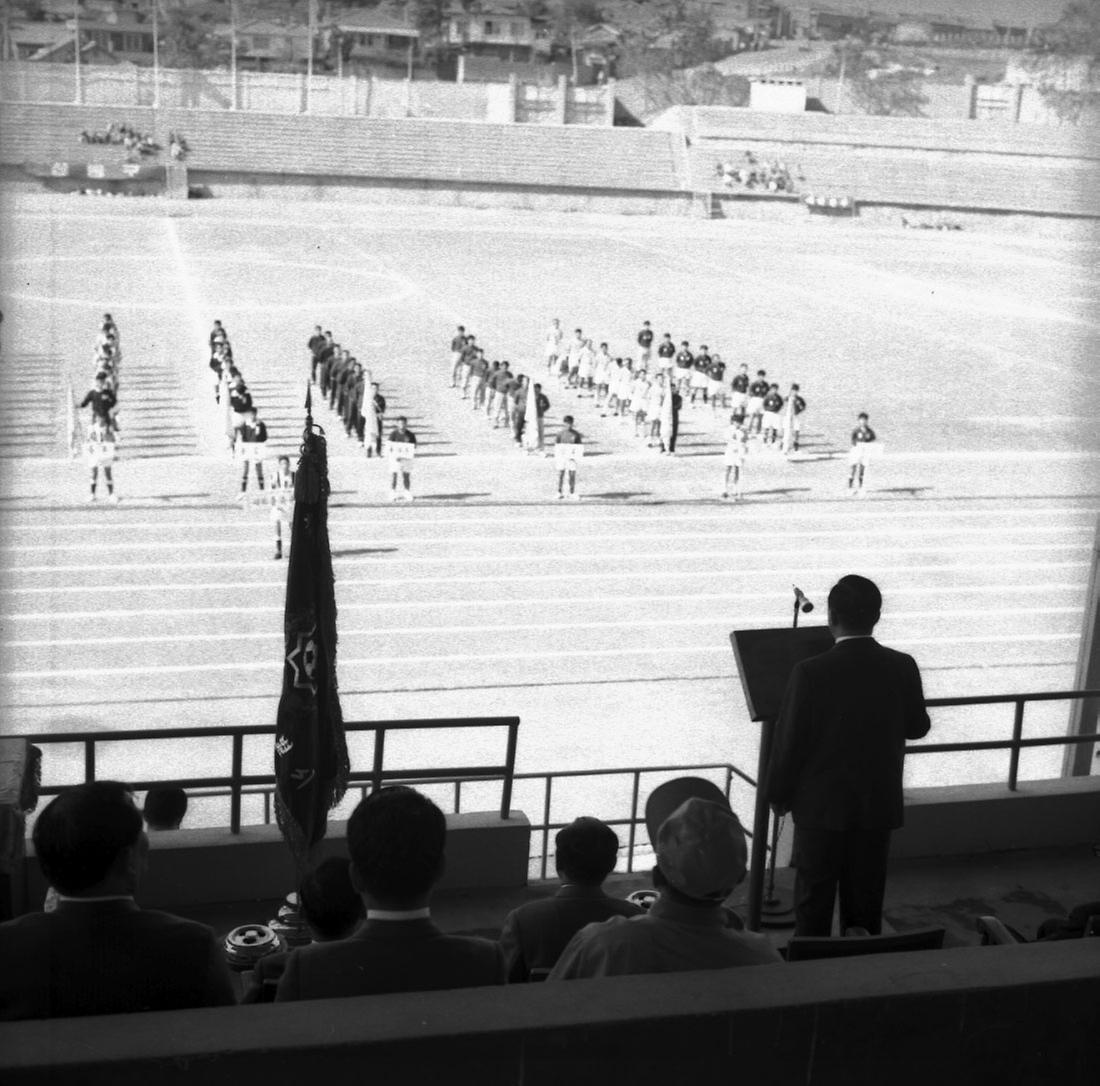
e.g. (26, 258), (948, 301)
(848, 412), (877, 498)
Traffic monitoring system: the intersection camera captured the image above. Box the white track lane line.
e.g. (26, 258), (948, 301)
(3, 633), (1082, 682)
(4, 541), (1087, 575)
(3, 607), (1082, 649)
(4, 505), (1098, 533)
(3, 523), (1093, 554)
(2, 560), (1089, 595)
(4, 583), (1087, 622)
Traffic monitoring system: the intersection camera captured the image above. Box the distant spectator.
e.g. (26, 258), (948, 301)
(275, 786), (504, 1001)
(548, 778), (781, 980)
(0, 781), (236, 1020)
(501, 816), (643, 982)
(243, 857), (365, 1004)
(143, 786), (188, 831)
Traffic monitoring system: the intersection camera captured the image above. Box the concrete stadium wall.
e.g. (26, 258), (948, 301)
(2, 941), (1097, 1085)
(189, 170), (688, 214)
(892, 777), (1100, 859)
(16, 811), (532, 913)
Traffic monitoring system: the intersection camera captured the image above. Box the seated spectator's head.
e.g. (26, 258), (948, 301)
(347, 786), (446, 909)
(555, 817), (620, 887)
(827, 574), (882, 636)
(299, 857), (365, 941)
(645, 778), (747, 907)
(143, 786), (188, 830)
(34, 782), (146, 897)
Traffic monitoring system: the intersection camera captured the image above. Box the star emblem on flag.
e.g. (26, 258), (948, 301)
(286, 625), (318, 694)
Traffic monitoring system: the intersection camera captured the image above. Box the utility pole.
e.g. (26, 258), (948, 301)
(151, 0), (159, 108)
(74, 0), (83, 105)
(306, 0), (316, 114)
(835, 39), (846, 114)
(230, 0), (237, 110)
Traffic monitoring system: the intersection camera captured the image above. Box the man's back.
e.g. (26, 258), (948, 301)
(548, 897), (780, 980)
(275, 919), (504, 1000)
(501, 886), (642, 982)
(0, 900), (236, 1020)
(767, 638), (930, 831)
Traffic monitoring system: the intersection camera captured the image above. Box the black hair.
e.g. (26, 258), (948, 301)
(828, 574), (882, 633)
(143, 786), (188, 830)
(34, 782), (143, 895)
(298, 857), (364, 939)
(347, 786), (445, 903)
(555, 817), (620, 886)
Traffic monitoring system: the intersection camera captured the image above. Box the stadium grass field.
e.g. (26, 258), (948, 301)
(1, 192), (1098, 829)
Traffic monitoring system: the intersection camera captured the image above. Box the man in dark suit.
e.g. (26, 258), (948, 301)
(0, 781), (236, 1020)
(500, 816), (643, 982)
(765, 574), (931, 937)
(276, 786), (504, 1001)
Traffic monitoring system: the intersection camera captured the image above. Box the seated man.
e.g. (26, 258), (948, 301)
(548, 778), (781, 979)
(0, 781), (236, 1020)
(276, 786), (504, 1001)
(500, 816), (643, 982)
(243, 857), (365, 1003)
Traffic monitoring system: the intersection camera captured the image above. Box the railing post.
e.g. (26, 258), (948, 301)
(454, 779), (462, 814)
(84, 739), (95, 783)
(627, 769), (641, 873)
(500, 720), (518, 819)
(540, 775), (553, 880)
(230, 732), (243, 834)
(1008, 698), (1026, 791)
(371, 728), (385, 792)
(263, 790), (271, 825)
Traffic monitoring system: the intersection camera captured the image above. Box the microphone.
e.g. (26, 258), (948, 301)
(793, 586), (814, 613)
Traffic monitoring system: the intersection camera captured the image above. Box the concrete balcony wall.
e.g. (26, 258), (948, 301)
(1, 941), (1097, 1085)
(16, 810), (532, 914)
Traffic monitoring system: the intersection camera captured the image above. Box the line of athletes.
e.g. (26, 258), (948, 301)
(206, 320), (300, 554)
(78, 313), (122, 502)
(306, 326), (387, 457)
(545, 317), (806, 449)
(544, 319), (880, 498)
(308, 326), (419, 501)
(447, 327), (552, 453)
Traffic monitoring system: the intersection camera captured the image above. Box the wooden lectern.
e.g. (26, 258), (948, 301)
(730, 627), (833, 931)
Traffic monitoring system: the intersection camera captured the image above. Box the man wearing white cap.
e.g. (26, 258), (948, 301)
(547, 778), (780, 979)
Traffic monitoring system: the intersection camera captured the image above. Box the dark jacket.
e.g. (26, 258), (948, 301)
(500, 885), (643, 982)
(0, 899), (236, 1020)
(765, 638), (930, 831)
(275, 918), (504, 1001)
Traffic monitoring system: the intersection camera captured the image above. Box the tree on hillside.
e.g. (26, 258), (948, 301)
(825, 40), (928, 116)
(161, 3), (230, 69)
(1031, 0), (1100, 59)
(1026, 0), (1100, 123)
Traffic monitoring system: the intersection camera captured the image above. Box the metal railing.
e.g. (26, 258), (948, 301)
(918, 690), (1100, 791)
(16, 690), (1098, 877)
(19, 716), (520, 832)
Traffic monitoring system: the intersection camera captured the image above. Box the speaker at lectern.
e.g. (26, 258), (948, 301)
(729, 626), (834, 932)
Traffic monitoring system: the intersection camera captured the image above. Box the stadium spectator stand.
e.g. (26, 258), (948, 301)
(3, 102), (1098, 219)
(0, 104), (682, 194)
(688, 143), (1100, 217)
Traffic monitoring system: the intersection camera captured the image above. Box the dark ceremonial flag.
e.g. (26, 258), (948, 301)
(275, 386), (349, 865)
